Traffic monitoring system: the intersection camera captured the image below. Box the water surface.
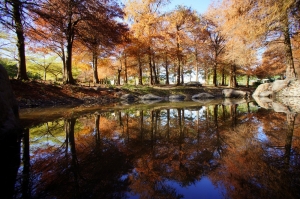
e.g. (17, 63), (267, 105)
(11, 100), (300, 198)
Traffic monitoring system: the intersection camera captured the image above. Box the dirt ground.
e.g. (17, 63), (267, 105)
(11, 80), (256, 109)
(10, 80), (120, 108)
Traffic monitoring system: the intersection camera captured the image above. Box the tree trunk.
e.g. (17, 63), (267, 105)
(148, 51), (153, 85)
(138, 55), (143, 85)
(124, 53), (128, 84)
(92, 52), (99, 84)
(13, 0), (28, 80)
(213, 63), (217, 86)
(117, 69), (121, 85)
(195, 50), (199, 82)
(165, 54), (169, 85)
(228, 64), (237, 88)
(176, 61), (181, 85)
(176, 27), (181, 86)
(204, 68), (209, 85)
(64, 3), (75, 84)
(246, 75), (250, 88)
(283, 11), (296, 79)
(65, 40), (75, 84)
(221, 67), (225, 86)
(181, 61), (184, 84)
(152, 54), (159, 84)
(61, 42), (67, 80)
(155, 62), (160, 84)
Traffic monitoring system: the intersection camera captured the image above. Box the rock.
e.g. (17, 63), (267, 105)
(276, 79), (300, 97)
(0, 64), (20, 135)
(192, 93), (214, 99)
(222, 89), (251, 98)
(252, 96), (273, 109)
(252, 83), (272, 97)
(169, 95), (185, 101)
(275, 97), (300, 112)
(139, 94), (163, 100)
(258, 91), (273, 97)
(272, 80), (290, 92)
(120, 94), (136, 101)
(253, 79), (299, 97)
(0, 64), (21, 199)
(272, 102), (290, 113)
(184, 81), (202, 87)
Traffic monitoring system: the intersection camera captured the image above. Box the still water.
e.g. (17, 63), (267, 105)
(12, 100), (300, 198)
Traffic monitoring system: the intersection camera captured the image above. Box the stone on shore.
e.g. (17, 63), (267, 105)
(252, 83), (272, 97)
(253, 79), (300, 97)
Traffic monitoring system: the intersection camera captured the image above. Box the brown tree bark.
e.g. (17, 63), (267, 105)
(283, 11), (296, 79)
(13, 0), (28, 80)
(92, 52), (99, 84)
(228, 64), (237, 88)
(138, 55), (143, 85)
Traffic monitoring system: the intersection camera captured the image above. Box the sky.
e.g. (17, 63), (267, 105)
(165, 0), (212, 14)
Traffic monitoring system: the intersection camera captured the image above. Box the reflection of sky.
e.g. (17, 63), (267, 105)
(125, 177), (225, 199)
(257, 126), (268, 142)
(166, 177), (225, 199)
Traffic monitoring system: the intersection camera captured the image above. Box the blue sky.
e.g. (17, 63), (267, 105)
(166, 0), (212, 14)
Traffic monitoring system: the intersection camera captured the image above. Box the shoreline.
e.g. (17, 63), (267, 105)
(11, 80), (255, 109)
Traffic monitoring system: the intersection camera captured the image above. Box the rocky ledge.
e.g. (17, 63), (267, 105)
(253, 79), (300, 113)
(253, 79), (300, 97)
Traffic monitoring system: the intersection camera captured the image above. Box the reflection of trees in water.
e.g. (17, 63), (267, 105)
(15, 116), (131, 199)
(209, 110), (300, 199)
(15, 104), (300, 199)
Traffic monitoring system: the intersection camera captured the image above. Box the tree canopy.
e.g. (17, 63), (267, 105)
(1, 0), (300, 86)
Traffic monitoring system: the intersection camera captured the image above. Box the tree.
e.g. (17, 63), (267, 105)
(33, 0), (126, 84)
(167, 6), (199, 85)
(125, 38), (147, 85)
(28, 54), (58, 81)
(0, 0), (31, 80)
(202, 15), (225, 86)
(77, 10), (128, 84)
(185, 14), (209, 82)
(0, 57), (18, 78)
(26, 16), (67, 81)
(256, 42), (286, 79)
(216, 0), (299, 79)
(124, 0), (170, 85)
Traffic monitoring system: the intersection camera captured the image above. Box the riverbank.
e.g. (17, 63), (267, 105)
(11, 80), (255, 109)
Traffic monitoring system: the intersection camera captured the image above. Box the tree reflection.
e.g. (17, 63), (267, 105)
(285, 113), (296, 166)
(14, 103), (300, 199)
(209, 109), (300, 199)
(22, 128), (31, 199)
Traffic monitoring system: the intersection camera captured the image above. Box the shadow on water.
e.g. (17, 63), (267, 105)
(8, 99), (300, 199)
